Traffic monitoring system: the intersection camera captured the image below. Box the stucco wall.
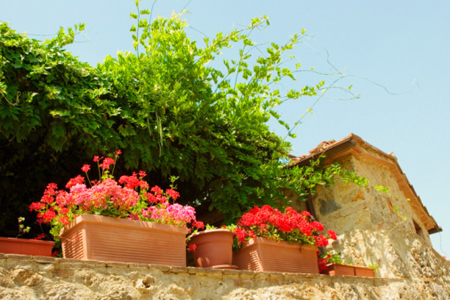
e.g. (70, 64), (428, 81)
(1, 253), (449, 300)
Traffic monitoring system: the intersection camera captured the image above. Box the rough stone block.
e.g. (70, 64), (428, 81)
(170, 266), (188, 274)
(34, 256), (57, 264)
(105, 261), (130, 269)
(127, 262), (149, 270)
(319, 198), (342, 216)
(148, 264), (170, 272)
(340, 202), (368, 217)
(5, 254), (35, 263)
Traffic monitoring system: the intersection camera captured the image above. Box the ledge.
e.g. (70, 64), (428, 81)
(0, 254), (440, 299)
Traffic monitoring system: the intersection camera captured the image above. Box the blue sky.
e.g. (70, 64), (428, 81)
(2, 0), (449, 256)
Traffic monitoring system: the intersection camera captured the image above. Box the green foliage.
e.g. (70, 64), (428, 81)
(0, 23), (118, 151)
(320, 252), (342, 264)
(282, 158), (368, 205)
(375, 185), (390, 193)
(372, 184), (409, 235)
(0, 22), (119, 235)
(93, 11), (331, 220)
(17, 217), (30, 237)
(0, 8), (365, 235)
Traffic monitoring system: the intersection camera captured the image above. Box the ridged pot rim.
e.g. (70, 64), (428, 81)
(189, 228), (233, 239)
(353, 265), (375, 270)
(0, 236), (55, 246)
(241, 237), (318, 250)
(326, 263), (355, 268)
(60, 214), (189, 236)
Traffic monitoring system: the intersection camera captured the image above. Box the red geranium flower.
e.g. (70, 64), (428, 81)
(81, 164), (90, 173)
(187, 244), (197, 252)
(165, 189), (180, 200)
(150, 186), (162, 195)
(234, 205), (336, 248)
(193, 221), (205, 229)
(327, 229), (337, 240)
(33, 233), (45, 240)
(100, 157), (115, 170)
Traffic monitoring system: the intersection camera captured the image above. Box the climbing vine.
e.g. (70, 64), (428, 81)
(1, 4), (366, 236)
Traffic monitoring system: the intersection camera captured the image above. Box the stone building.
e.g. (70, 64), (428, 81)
(287, 133), (446, 280)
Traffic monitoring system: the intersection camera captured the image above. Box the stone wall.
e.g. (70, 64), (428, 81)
(311, 154), (424, 240)
(295, 152), (450, 287)
(1, 253), (449, 300)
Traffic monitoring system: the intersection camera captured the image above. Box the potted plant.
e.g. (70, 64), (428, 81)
(187, 225), (237, 269)
(318, 252), (377, 277)
(29, 151), (203, 266)
(232, 205), (337, 274)
(318, 252), (354, 276)
(0, 217), (55, 257)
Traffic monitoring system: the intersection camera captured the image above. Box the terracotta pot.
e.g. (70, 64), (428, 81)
(354, 265), (375, 277)
(60, 214), (188, 266)
(189, 229), (234, 268)
(0, 237), (54, 256)
(325, 263), (355, 276)
(233, 237), (319, 274)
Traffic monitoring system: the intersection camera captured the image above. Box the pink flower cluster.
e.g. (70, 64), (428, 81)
(235, 205), (337, 247)
(139, 185), (196, 226)
(29, 152), (201, 237)
(142, 203), (196, 226)
(69, 178), (139, 212)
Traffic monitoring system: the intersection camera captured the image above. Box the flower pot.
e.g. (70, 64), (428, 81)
(354, 265), (375, 277)
(0, 237), (54, 256)
(60, 214), (188, 266)
(233, 237), (319, 274)
(325, 263), (355, 276)
(189, 229), (234, 268)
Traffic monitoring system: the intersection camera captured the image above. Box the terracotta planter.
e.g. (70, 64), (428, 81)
(60, 214), (188, 266)
(233, 237), (319, 274)
(189, 229), (234, 268)
(0, 237), (54, 256)
(354, 265), (375, 277)
(325, 263), (355, 276)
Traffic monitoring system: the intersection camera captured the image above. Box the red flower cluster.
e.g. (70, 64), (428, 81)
(33, 233), (46, 240)
(65, 175), (85, 189)
(235, 205), (337, 247)
(327, 229), (337, 240)
(100, 157), (115, 170)
(119, 172), (144, 189)
(317, 252), (342, 274)
(192, 221), (205, 229)
(318, 252), (331, 273)
(187, 244), (197, 252)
